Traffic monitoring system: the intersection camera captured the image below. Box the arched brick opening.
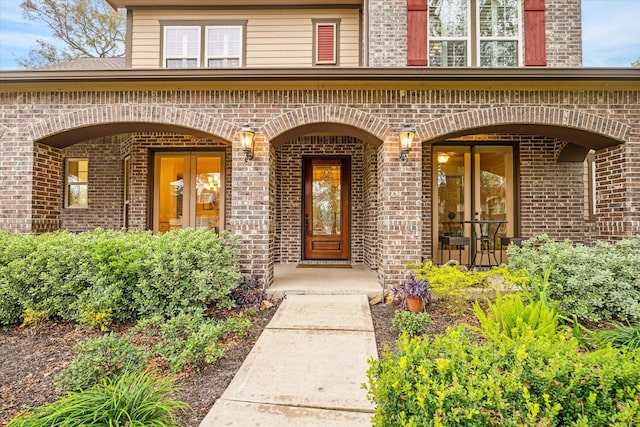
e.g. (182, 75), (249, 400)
(263, 105), (390, 147)
(28, 108), (237, 234)
(265, 110), (389, 287)
(419, 107), (633, 262)
(28, 105), (237, 147)
(417, 106), (629, 161)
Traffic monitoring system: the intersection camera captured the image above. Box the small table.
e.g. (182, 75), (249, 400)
(464, 220), (507, 268)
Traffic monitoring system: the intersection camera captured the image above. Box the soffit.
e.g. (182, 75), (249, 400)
(107, 0), (362, 9)
(1, 68), (638, 92)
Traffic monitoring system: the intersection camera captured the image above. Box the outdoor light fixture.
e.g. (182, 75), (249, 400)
(437, 153), (450, 164)
(238, 123), (255, 162)
(398, 124), (415, 162)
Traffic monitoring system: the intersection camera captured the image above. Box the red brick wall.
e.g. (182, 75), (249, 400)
(32, 143), (63, 233)
(61, 137), (123, 231)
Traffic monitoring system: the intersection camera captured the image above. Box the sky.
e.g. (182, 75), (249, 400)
(0, 0), (639, 70)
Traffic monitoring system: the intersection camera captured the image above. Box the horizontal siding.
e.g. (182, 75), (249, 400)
(130, 8), (360, 68)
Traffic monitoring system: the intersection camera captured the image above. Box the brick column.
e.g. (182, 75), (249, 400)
(32, 143), (63, 233)
(0, 131), (34, 233)
(230, 132), (273, 286)
(377, 134), (423, 288)
(596, 138), (640, 240)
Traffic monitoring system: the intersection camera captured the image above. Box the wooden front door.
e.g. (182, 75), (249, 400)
(303, 157), (350, 260)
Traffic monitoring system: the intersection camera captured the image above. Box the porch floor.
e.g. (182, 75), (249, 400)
(269, 263), (382, 298)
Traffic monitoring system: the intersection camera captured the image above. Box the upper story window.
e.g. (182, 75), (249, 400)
(162, 21), (245, 68)
(428, 0), (522, 67)
(65, 159), (88, 208)
(206, 26), (243, 67)
(164, 26), (200, 68)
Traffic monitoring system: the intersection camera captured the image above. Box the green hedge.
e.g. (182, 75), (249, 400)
(0, 229), (242, 326)
(366, 329), (640, 427)
(506, 235), (640, 322)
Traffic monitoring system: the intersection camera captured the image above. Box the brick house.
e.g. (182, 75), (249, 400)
(0, 0), (638, 288)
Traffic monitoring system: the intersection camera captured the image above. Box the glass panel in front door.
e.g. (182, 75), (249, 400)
(312, 164), (342, 236)
(157, 156), (186, 232)
(195, 156), (222, 232)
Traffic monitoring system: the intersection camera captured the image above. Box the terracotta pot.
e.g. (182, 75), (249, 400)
(406, 295), (424, 313)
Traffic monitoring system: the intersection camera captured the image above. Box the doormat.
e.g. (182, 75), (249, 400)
(296, 263), (352, 269)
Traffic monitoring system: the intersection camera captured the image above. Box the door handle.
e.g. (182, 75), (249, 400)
(305, 213), (309, 230)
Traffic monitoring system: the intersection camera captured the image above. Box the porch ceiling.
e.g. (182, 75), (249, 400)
(270, 123), (383, 148)
(36, 123), (222, 148)
(432, 124), (625, 161)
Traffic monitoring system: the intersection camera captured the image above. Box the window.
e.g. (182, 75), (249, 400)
(428, 0), (522, 67)
(313, 20), (339, 65)
(206, 26), (243, 67)
(584, 151), (596, 220)
(164, 26), (200, 68)
(162, 21), (245, 68)
(65, 159), (88, 208)
(123, 156), (131, 227)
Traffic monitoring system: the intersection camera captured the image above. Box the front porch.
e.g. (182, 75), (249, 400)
(269, 264), (382, 299)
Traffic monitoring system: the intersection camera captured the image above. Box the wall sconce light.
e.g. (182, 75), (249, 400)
(237, 123), (255, 162)
(437, 153), (450, 164)
(399, 124), (415, 162)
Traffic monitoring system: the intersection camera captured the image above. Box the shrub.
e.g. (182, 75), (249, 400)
(8, 371), (189, 427)
(0, 229), (243, 326)
(414, 261), (527, 298)
(131, 310), (252, 372)
(55, 334), (147, 392)
(473, 293), (559, 343)
(232, 274), (268, 308)
(366, 328), (640, 427)
(391, 273), (431, 309)
(391, 311), (431, 337)
(507, 235), (640, 322)
(592, 323), (640, 350)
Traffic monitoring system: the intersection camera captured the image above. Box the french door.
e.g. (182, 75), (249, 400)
(153, 152), (224, 233)
(303, 157), (350, 260)
(433, 145), (515, 264)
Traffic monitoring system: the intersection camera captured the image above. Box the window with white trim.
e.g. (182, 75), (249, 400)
(206, 26), (243, 67)
(429, 0), (521, 67)
(164, 26), (200, 68)
(65, 159), (88, 208)
(162, 21), (245, 68)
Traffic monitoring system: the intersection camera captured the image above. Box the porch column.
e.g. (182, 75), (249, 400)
(0, 130), (34, 233)
(377, 134), (423, 288)
(230, 132), (274, 286)
(596, 138), (640, 240)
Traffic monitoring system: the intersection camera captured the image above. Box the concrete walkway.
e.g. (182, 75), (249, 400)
(200, 294), (377, 426)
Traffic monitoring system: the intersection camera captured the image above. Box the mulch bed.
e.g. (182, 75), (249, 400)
(0, 296), (481, 427)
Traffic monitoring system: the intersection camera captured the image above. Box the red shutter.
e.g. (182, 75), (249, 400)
(524, 0), (546, 66)
(317, 24), (336, 64)
(407, 0), (428, 66)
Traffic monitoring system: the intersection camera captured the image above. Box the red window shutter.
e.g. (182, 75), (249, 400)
(524, 0), (546, 66)
(407, 0), (428, 66)
(317, 24), (336, 64)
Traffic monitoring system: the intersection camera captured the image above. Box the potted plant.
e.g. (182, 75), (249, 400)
(392, 273), (431, 312)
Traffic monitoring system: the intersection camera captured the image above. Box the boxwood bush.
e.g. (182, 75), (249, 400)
(366, 328), (640, 427)
(0, 229), (242, 326)
(506, 235), (640, 322)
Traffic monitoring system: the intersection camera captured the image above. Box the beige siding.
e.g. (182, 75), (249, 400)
(130, 8), (360, 68)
